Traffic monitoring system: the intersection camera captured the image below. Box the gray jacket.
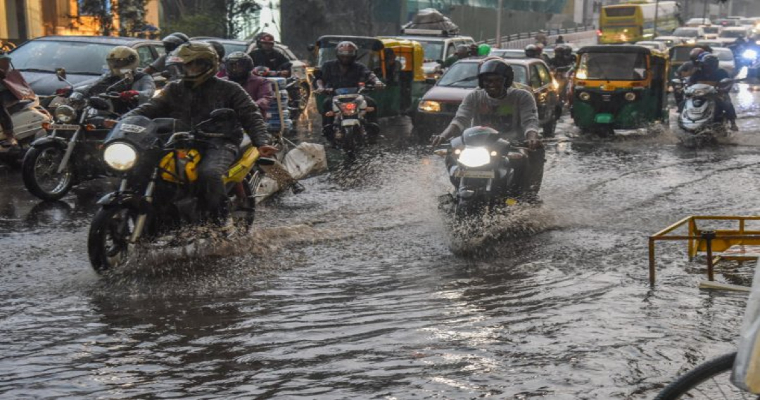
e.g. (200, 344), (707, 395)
(449, 87), (540, 142)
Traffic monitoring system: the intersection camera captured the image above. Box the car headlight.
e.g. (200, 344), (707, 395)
(54, 105), (77, 123)
(743, 49), (758, 61)
(579, 92), (591, 101)
(624, 92), (636, 101)
(103, 142), (137, 171)
(418, 100), (442, 113)
(458, 147), (490, 168)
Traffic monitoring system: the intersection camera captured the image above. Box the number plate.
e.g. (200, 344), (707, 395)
(48, 124), (79, 131)
(454, 169), (495, 179)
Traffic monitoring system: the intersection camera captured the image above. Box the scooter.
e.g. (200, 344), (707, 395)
(0, 98), (51, 164)
(675, 78), (734, 146)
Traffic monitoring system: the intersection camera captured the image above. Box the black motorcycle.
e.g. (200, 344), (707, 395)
(87, 109), (267, 273)
(22, 69), (134, 201)
(323, 84), (378, 159)
(436, 126), (528, 217)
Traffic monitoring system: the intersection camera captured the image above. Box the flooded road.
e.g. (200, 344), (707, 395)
(2, 86), (760, 399)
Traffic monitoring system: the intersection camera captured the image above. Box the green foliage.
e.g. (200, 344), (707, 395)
(78, 0), (149, 36)
(161, 0), (261, 39)
(162, 13), (227, 38)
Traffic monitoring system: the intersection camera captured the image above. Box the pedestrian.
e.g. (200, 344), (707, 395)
(556, 35), (565, 45)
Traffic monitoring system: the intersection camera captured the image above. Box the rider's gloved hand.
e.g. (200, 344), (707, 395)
(374, 81), (386, 90)
(258, 145), (278, 157)
(119, 90), (139, 101)
(526, 131), (542, 151)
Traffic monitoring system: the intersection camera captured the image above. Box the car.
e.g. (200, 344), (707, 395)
(414, 58), (560, 137)
(671, 27), (705, 43)
(712, 47), (737, 76)
(715, 27), (752, 46)
(686, 17), (712, 27)
(395, 29), (475, 78)
(490, 48), (527, 59)
(191, 37), (249, 57)
(635, 41), (668, 51)
(696, 39), (724, 49)
(653, 36), (685, 48)
(8, 35), (164, 96)
(700, 25), (722, 40)
(716, 18), (741, 27)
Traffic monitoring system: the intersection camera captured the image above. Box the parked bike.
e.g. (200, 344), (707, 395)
(87, 109), (267, 273)
(0, 97), (51, 165)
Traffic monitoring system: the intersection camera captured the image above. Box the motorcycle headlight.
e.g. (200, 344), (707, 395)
(624, 92), (636, 101)
(692, 89), (707, 97)
(103, 142), (137, 171)
(458, 147), (490, 168)
(54, 105), (77, 123)
(418, 100), (441, 113)
(579, 92), (591, 101)
(742, 49), (758, 61)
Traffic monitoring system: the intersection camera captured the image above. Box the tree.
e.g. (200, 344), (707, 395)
(77, 0), (150, 37)
(161, 0), (262, 39)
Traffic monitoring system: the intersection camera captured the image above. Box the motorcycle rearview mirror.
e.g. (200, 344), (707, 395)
(55, 68), (67, 81)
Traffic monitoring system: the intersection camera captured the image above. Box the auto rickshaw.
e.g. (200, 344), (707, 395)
(310, 35), (431, 118)
(570, 45), (669, 135)
(668, 43), (712, 80)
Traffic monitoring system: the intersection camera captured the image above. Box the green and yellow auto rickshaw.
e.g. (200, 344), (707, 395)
(310, 35), (431, 118)
(570, 45), (669, 135)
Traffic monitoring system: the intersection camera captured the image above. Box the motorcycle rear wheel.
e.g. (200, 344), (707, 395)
(22, 144), (74, 201)
(654, 352), (744, 400)
(88, 206), (139, 273)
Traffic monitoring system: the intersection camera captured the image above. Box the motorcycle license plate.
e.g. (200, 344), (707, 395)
(455, 169), (494, 179)
(48, 124), (79, 131)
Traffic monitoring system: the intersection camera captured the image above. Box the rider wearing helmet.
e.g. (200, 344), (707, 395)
(223, 51), (273, 114)
(78, 46), (155, 114)
(525, 43), (551, 64)
(549, 44), (575, 70)
(677, 46), (711, 79)
(689, 52), (738, 131)
(315, 41), (385, 143)
(248, 32), (291, 77)
(122, 42), (277, 227)
(144, 32), (189, 75)
(431, 58), (544, 202)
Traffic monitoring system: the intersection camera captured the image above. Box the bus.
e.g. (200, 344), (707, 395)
(598, 1), (680, 44)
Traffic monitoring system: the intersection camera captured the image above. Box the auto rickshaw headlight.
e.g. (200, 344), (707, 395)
(578, 92), (591, 101)
(624, 92), (636, 101)
(418, 100), (442, 113)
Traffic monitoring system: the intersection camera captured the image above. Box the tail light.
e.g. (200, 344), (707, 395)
(339, 102), (358, 115)
(596, 30), (603, 36)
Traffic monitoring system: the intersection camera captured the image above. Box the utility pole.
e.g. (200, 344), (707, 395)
(495, 0), (503, 48)
(702, 0), (708, 23)
(653, 0), (660, 38)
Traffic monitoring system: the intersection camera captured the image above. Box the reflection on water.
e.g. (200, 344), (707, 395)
(1, 93), (759, 398)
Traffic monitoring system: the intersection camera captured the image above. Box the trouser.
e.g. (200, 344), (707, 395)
(717, 94), (737, 122)
(512, 146), (545, 201)
(321, 96), (378, 141)
(197, 142), (238, 224)
(0, 91), (15, 136)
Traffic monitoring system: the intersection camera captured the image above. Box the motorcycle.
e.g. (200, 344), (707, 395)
(253, 67), (310, 120)
(553, 65), (573, 116)
(0, 97), (51, 165)
(323, 84), (378, 159)
(435, 126), (528, 217)
(87, 109), (267, 273)
(22, 68), (133, 201)
(674, 78), (735, 145)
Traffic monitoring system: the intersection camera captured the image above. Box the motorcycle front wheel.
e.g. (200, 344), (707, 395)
(654, 353), (744, 400)
(229, 170), (259, 233)
(22, 144), (74, 201)
(88, 206), (139, 273)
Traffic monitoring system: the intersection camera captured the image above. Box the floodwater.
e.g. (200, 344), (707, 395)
(2, 86), (760, 399)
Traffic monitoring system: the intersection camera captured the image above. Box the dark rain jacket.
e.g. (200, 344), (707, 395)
(319, 60), (379, 90)
(249, 49), (292, 72)
(122, 76), (271, 146)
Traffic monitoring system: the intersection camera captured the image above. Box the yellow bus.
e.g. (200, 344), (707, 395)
(599, 1), (680, 44)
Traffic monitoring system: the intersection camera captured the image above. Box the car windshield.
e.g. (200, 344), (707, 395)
(703, 27), (720, 33)
(437, 62), (479, 87)
(415, 40), (445, 61)
(10, 40), (114, 75)
(671, 47), (693, 62)
(221, 43), (247, 56)
(673, 28), (699, 37)
(714, 49), (734, 61)
(720, 30), (746, 38)
(576, 52), (647, 80)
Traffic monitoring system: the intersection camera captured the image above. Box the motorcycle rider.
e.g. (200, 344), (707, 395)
(223, 52), (273, 114)
(314, 41), (385, 144)
(79, 46), (155, 114)
(122, 42), (277, 228)
(431, 58), (544, 202)
(143, 32), (190, 75)
(688, 52), (739, 132)
(249, 32), (291, 77)
(0, 53), (18, 147)
(525, 44), (551, 65)
(549, 44), (575, 70)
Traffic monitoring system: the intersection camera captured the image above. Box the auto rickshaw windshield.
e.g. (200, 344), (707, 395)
(576, 52), (647, 80)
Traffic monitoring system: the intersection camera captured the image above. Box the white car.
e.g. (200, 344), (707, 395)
(671, 27), (705, 44)
(653, 36), (685, 48)
(700, 25), (722, 40)
(634, 41), (668, 51)
(715, 27), (752, 47)
(712, 47), (737, 77)
(686, 17), (712, 27)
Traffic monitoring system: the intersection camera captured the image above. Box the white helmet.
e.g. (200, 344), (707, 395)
(106, 46), (139, 77)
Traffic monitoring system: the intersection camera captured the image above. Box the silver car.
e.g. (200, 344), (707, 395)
(712, 47), (737, 77)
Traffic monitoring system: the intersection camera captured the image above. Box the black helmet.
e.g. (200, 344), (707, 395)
(689, 47), (706, 62)
(207, 40), (226, 62)
(336, 41), (358, 65)
(697, 53), (719, 71)
(224, 51), (254, 81)
(478, 58), (514, 89)
(162, 32), (189, 53)
(525, 44), (540, 58)
(555, 44), (572, 57)
(256, 32), (276, 48)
